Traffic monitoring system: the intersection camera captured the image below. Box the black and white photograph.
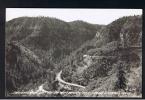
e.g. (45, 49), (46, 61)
(5, 8), (142, 97)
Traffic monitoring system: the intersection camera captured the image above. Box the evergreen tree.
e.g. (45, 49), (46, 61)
(115, 62), (127, 91)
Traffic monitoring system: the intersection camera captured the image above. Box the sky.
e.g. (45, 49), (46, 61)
(6, 8), (142, 25)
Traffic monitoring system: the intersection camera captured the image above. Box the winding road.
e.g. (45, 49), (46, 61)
(56, 70), (85, 89)
(10, 42), (86, 95)
(11, 70), (85, 95)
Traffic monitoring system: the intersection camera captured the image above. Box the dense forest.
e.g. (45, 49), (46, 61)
(5, 15), (142, 97)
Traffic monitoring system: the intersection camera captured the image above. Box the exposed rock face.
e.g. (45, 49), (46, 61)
(60, 15), (142, 97)
(92, 15), (142, 48)
(5, 15), (142, 97)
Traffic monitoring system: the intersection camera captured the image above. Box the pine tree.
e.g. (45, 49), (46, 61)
(115, 62), (127, 91)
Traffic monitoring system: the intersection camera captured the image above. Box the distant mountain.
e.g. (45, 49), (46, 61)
(6, 17), (104, 63)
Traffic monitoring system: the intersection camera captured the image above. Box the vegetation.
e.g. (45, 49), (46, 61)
(5, 15), (142, 97)
(114, 61), (127, 91)
(6, 17), (103, 64)
(5, 43), (56, 93)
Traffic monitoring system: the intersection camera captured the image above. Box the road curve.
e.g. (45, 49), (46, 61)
(56, 70), (85, 89)
(11, 70), (85, 95)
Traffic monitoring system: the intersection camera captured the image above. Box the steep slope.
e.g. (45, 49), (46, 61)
(102, 15), (142, 45)
(5, 15), (142, 97)
(60, 15), (142, 97)
(5, 17), (104, 94)
(6, 17), (103, 63)
(5, 42), (56, 94)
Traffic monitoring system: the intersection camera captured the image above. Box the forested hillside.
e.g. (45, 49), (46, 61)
(6, 17), (103, 63)
(5, 17), (103, 94)
(5, 15), (142, 97)
(59, 15), (142, 97)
